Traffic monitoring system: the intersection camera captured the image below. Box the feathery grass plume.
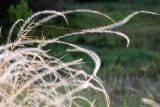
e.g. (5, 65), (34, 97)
(0, 9), (159, 107)
(142, 98), (160, 107)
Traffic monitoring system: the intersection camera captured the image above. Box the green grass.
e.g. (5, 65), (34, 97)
(73, 90), (107, 107)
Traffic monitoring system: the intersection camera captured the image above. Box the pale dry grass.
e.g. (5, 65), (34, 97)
(0, 9), (159, 107)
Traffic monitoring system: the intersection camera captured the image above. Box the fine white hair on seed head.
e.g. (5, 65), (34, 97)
(0, 9), (159, 107)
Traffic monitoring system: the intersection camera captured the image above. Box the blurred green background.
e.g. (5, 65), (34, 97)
(0, 0), (160, 107)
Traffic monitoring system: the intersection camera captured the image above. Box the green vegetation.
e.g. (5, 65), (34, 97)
(41, 3), (160, 106)
(33, 2), (160, 79)
(61, 2), (160, 78)
(25, 2), (160, 106)
(8, 0), (32, 22)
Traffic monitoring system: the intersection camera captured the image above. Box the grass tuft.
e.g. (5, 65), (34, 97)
(0, 9), (159, 107)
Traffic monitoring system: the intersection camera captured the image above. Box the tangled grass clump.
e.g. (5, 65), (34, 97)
(0, 9), (159, 107)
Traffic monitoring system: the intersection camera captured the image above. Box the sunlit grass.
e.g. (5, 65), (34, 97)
(0, 6), (159, 107)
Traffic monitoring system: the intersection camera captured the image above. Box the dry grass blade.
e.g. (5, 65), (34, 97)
(142, 98), (160, 107)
